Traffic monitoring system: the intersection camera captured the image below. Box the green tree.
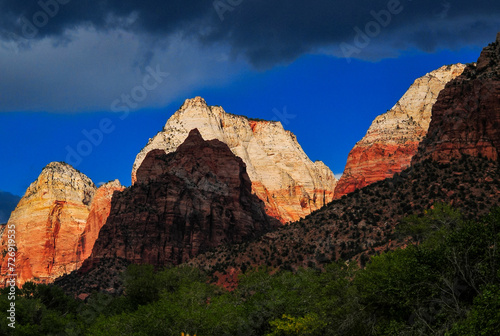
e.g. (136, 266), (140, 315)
(267, 313), (326, 336)
(447, 285), (500, 336)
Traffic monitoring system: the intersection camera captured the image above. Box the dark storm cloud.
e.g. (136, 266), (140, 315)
(1, 0), (499, 66)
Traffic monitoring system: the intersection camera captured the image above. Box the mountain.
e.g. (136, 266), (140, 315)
(334, 64), (466, 198)
(191, 157), (500, 280)
(413, 32), (500, 164)
(132, 97), (337, 223)
(0, 166), (125, 286)
(0, 191), (21, 224)
(0, 162), (96, 286)
(75, 130), (279, 289)
(187, 35), (500, 285)
(56, 34), (500, 295)
(75, 180), (125, 268)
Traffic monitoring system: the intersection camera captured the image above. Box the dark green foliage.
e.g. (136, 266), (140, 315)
(2, 206), (500, 335)
(447, 285), (500, 335)
(124, 264), (161, 308)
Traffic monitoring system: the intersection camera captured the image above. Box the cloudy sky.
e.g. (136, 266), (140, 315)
(0, 0), (498, 197)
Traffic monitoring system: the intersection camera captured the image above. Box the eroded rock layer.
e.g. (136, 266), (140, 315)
(81, 129), (279, 271)
(0, 162), (96, 286)
(413, 33), (500, 164)
(75, 180), (125, 268)
(132, 97), (337, 223)
(335, 64), (466, 198)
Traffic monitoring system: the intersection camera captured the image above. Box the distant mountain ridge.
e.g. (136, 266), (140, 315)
(0, 191), (20, 223)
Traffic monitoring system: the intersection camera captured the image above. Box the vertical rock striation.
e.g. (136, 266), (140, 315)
(0, 162), (96, 286)
(75, 180), (125, 268)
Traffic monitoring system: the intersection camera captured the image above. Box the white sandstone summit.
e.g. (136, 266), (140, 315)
(132, 97), (337, 223)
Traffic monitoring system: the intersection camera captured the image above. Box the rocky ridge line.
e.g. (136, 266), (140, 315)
(80, 129), (279, 276)
(132, 97), (337, 223)
(335, 64), (466, 198)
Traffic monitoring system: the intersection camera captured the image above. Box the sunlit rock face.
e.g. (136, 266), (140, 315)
(0, 162), (96, 286)
(75, 180), (125, 268)
(132, 97), (337, 223)
(335, 64), (466, 198)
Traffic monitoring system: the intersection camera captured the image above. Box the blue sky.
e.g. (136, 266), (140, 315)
(0, 47), (482, 196)
(0, 0), (497, 196)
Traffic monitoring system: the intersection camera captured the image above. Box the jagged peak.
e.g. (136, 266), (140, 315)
(98, 179), (123, 189)
(133, 97), (337, 223)
(40, 162), (95, 187)
(179, 96), (208, 111)
(177, 128), (206, 149)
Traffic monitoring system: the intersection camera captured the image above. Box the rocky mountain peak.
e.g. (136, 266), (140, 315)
(81, 129), (278, 273)
(132, 98), (337, 223)
(179, 96), (209, 111)
(412, 33), (500, 164)
(25, 161), (95, 208)
(0, 162), (96, 286)
(334, 64), (466, 198)
(177, 128), (206, 149)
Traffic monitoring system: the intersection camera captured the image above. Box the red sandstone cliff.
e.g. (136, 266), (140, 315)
(0, 162), (96, 286)
(335, 64), (466, 198)
(75, 180), (125, 268)
(81, 129), (279, 271)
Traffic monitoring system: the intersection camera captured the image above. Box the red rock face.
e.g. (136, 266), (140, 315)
(334, 142), (421, 196)
(132, 97), (337, 224)
(0, 162), (96, 286)
(335, 64), (466, 198)
(81, 129), (279, 271)
(413, 33), (500, 164)
(75, 180), (124, 268)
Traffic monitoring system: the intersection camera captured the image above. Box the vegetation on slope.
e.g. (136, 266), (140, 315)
(2, 205), (500, 335)
(190, 156), (500, 277)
